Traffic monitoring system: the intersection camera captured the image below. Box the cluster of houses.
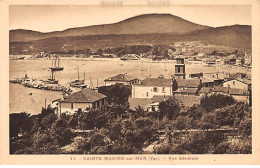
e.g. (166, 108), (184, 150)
(53, 57), (251, 116)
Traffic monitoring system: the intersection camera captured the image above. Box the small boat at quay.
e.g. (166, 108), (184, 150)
(43, 70), (59, 84)
(69, 67), (87, 89)
(9, 71), (72, 92)
(9, 55), (25, 60)
(120, 54), (141, 61)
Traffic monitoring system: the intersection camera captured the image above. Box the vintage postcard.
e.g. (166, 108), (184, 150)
(0, 0), (260, 165)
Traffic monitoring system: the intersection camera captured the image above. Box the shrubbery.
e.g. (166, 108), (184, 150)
(10, 93), (251, 154)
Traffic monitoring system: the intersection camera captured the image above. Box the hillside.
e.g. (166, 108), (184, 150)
(10, 14), (210, 42)
(9, 14), (251, 54)
(9, 24), (251, 55)
(182, 25), (251, 49)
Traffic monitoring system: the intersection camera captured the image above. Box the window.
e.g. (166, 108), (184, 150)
(233, 81), (235, 85)
(97, 100), (100, 108)
(162, 87), (165, 93)
(146, 92), (149, 97)
(153, 87), (158, 92)
(178, 67), (181, 73)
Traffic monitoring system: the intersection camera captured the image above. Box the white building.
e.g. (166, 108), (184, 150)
(132, 78), (173, 98)
(56, 88), (107, 116)
(222, 79), (251, 91)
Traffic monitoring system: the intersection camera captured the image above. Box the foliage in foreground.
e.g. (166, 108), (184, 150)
(10, 94), (251, 154)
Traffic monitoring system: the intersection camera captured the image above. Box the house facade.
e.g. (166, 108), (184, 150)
(57, 88), (107, 116)
(222, 79), (251, 91)
(173, 78), (202, 96)
(175, 57), (186, 79)
(132, 78), (172, 98)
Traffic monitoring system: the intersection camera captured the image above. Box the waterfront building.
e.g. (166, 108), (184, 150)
(173, 78), (202, 96)
(175, 57), (186, 79)
(132, 77), (172, 99)
(104, 73), (139, 86)
(56, 88), (107, 116)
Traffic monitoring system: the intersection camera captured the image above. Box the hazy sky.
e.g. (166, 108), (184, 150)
(9, 5), (251, 32)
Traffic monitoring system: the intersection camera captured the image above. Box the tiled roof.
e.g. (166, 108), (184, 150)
(229, 88), (249, 95)
(227, 78), (252, 85)
(128, 98), (151, 111)
(212, 86), (229, 93)
(200, 76), (214, 83)
(61, 88), (106, 103)
(198, 87), (211, 94)
(152, 95), (173, 103)
(104, 74), (138, 82)
(151, 95), (201, 108)
(175, 78), (201, 88)
(174, 88), (198, 94)
(203, 73), (227, 81)
(140, 78), (172, 87)
(174, 95), (201, 107)
(212, 86), (249, 95)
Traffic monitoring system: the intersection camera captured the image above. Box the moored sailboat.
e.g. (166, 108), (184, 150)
(69, 67), (87, 89)
(50, 55), (64, 71)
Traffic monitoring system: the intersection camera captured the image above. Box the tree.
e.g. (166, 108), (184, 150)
(41, 113), (57, 129)
(198, 113), (215, 131)
(174, 116), (186, 131)
(172, 79), (178, 92)
(152, 46), (160, 56)
(154, 144), (172, 154)
(164, 50), (169, 59)
(134, 106), (146, 118)
(32, 129), (60, 154)
(97, 49), (103, 56)
(98, 83), (131, 106)
(109, 121), (122, 141)
(214, 137), (251, 154)
(10, 112), (33, 139)
(200, 94), (236, 112)
(158, 98), (181, 120)
(85, 48), (92, 56)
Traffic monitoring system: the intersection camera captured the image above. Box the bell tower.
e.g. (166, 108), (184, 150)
(175, 57), (186, 79)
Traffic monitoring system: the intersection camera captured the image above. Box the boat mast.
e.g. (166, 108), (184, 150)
(90, 77), (93, 89)
(84, 72), (85, 84)
(54, 58), (57, 68)
(149, 62), (151, 77)
(77, 66), (79, 81)
(51, 70), (54, 80)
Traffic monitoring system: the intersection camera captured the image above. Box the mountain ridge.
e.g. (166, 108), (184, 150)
(10, 13), (211, 42)
(9, 14), (251, 52)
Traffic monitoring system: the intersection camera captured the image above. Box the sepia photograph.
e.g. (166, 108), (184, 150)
(8, 4), (253, 156)
(0, 0), (259, 164)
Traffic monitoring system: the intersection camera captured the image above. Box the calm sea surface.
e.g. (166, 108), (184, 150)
(9, 58), (250, 114)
